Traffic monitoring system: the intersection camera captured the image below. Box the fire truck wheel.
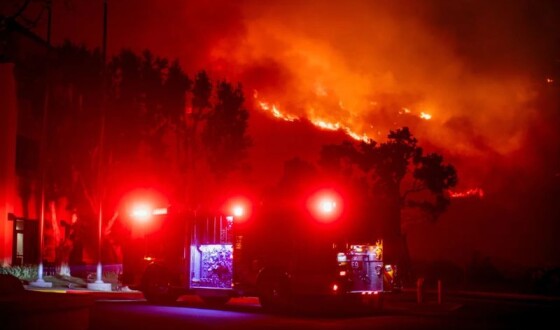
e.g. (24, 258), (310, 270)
(257, 273), (291, 312)
(199, 295), (231, 306)
(141, 266), (178, 304)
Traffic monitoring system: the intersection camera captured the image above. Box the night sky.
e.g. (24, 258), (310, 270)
(15, 0), (560, 269)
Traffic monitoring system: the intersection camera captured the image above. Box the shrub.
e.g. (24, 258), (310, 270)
(0, 265), (38, 282)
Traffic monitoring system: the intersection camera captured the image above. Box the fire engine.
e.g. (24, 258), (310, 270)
(122, 188), (398, 311)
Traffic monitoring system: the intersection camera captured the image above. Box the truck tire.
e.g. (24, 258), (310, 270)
(257, 273), (291, 312)
(141, 265), (178, 304)
(199, 295), (231, 306)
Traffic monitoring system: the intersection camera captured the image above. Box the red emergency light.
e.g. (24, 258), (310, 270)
(120, 188), (169, 224)
(225, 197), (251, 223)
(131, 204), (152, 222)
(307, 189), (343, 223)
(232, 205), (244, 217)
(319, 198), (337, 214)
(130, 204), (168, 223)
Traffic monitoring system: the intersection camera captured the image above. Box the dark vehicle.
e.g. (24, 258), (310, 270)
(124, 189), (397, 311)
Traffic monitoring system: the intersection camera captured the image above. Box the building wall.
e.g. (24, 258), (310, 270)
(0, 63), (17, 266)
(1, 19), (50, 267)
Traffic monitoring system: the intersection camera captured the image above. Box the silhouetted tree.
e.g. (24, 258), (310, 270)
(42, 41), (105, 269)
(320, 127), (457, 283)
(184, 72), (251, 210)
(183, 71), (212, 207)
(202, 81), (251, 177)
(275, 157), (319, 194)
(18, 42), (252, 270)
(15, 43), (194, 268)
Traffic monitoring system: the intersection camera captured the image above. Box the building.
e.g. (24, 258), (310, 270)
(1, 16), (49, 266)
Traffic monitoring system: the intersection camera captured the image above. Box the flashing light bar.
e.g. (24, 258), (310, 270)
(130, 205), (168, 222)
(232, 205), (244, 217)
(131, 207), (151, 221)
(152, 208), (168, 215)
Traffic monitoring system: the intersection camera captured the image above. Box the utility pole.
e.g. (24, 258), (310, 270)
(87, 0), (111, 291)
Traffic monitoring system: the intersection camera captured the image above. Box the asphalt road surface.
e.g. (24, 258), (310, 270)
(89, 294), (560, 330)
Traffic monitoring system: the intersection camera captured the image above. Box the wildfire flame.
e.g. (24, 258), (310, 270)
(419, 112), (432, 120)
(449, 188), (484, 199)
(398, 108), (432, 120)
(254, 89), (435, 146)
(255, 93), (441, 150)
(254, 90), (371, 142)
(254, 90), (484, 201)
(257, 100), (297, 122)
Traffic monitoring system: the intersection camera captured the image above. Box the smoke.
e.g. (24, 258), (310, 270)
(48, 0), (246, 70)
(47, 0), (560, 181)
(57, 0), (558, 193)
(210, 0), (559, 185)
(49, 1), (559, 165)
(45, 0), (560, 265)
(222, 0), (560, 266)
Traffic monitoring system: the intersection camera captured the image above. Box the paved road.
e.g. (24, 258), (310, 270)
(89, 293), (560, 330)
(90, 299), (440, 330)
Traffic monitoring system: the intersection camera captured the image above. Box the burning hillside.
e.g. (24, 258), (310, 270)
(212, 1), (551, 157)
(45, 0), (560, 266)
(47, 0), (559, 170)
